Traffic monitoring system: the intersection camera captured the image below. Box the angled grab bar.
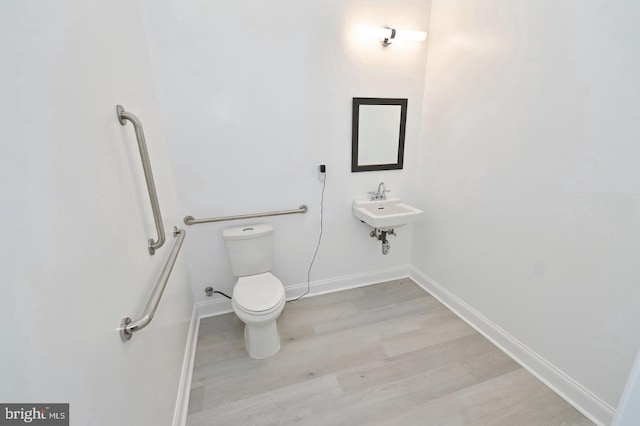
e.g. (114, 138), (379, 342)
(120, 227), (186, 341)
(117, 105), (166, 255)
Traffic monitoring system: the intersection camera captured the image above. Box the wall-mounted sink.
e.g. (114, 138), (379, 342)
(352, 197), (423, 231)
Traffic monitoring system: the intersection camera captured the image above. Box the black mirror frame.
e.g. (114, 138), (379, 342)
(351, 97), (408, 172)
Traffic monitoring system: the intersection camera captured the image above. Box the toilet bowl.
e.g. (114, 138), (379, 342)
(223, 224), (286, 359)
(231, 273), (286, 359)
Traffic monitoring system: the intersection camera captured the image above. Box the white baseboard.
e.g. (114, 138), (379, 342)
(196, 295), (233, 319)
(284, 265), (410, 300)
(196, 265), (411, 319)
(408, 266), (615, 426)
(172, 305), (200, 426)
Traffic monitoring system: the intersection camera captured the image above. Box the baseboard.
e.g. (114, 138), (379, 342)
(284, 265), (410, 300)
(172, 305), (200, 426)
(196, 265), (411, 319)
(196, 295), (233, 319)
(408, 266), (615, 426)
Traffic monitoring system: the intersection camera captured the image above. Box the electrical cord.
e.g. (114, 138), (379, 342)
(289, 170), (326, 302)
(213, 290), (232, 299)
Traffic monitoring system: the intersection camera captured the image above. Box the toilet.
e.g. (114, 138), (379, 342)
(223, 223), (286, 359)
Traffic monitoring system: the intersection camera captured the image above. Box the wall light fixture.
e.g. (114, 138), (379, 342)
(358, 26), (427, 46)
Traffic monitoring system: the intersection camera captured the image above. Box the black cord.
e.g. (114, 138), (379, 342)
(213, 290), (232, 299)
(290, 172), (326, 302)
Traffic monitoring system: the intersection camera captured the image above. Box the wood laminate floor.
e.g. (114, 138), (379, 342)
(186, 279), (593, 425)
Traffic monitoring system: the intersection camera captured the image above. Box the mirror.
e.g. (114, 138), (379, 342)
(352, 97), (408, 172)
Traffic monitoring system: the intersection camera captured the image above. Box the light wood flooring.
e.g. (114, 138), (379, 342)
(187, 279), (593, 425)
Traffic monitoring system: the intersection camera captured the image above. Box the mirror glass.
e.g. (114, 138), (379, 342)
(352, 97), (407, 172)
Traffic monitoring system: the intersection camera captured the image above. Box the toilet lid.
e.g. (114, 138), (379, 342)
(233, 273), (285, 312)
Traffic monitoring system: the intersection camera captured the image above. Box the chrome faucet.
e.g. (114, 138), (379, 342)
(369, 182), (390, 200)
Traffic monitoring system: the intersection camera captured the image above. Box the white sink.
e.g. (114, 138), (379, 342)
(352, 197), (423, 230)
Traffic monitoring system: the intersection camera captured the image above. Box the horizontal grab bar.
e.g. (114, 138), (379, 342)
(117, 105), (166, 255)
(184, 204), (308, 225)
(120, 227), (186, 341)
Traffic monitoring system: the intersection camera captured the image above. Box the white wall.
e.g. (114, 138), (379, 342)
(0, 2), (193, 425)
(141, 0), (431, 303)
(412, 0), (640, 415)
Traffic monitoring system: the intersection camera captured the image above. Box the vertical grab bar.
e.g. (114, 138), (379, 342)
(117, 105), (166, 255)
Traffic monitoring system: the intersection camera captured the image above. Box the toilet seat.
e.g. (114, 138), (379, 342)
(233, 272), (285, 314)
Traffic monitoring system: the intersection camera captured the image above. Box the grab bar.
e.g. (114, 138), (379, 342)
(117, 105), (166, 255)
(120, 227), (186, 341)
(184, 204), (308, 225)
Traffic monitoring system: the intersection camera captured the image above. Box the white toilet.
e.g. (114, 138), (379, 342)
(223, 223), (286, 359)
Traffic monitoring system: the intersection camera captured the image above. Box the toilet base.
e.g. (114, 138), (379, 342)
(232, 294), (286, 360)
(244, 320), (281, 359)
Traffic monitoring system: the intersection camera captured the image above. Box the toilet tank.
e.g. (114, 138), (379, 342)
(223, 223), (274, 277)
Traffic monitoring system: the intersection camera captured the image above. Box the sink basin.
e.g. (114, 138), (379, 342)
(352, 197), (423, 230)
